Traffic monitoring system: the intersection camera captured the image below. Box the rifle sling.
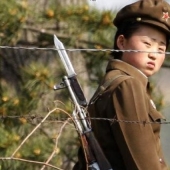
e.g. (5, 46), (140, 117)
(90, 75), (131, 104)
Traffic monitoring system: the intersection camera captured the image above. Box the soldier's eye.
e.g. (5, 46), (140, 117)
(144, 42), (151, 46)
(158, 47), (165, 52)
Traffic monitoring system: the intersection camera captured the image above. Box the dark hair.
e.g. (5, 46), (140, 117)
(111, 21), (169, 59)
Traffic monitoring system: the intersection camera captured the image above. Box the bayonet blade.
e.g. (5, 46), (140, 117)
(54, 35), (76, 77)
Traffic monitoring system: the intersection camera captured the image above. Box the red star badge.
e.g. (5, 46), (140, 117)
(162, 12), (170, 21)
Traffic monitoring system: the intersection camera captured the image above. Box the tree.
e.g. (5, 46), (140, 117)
(0, 1), (117, 169)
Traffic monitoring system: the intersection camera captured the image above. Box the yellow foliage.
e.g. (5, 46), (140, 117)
(0, 107), (6, 115)
(67, 11), (72, 15)
(15, 152), (21, 158)
(20, 17), (26, 23)
(83, 5), (89, 11)
(55, 147), (60, 154)
(82, 16), (89, 22)
(13, 135), (20, 141)
(95, 45), (102, 49)
(2, 96), (9, 102)
(20, 0), (27, 9)
(19, 117), (27, 124)
(9, 9), (17, 16)
(13, 99), (19, 106)
(46, 9), (55, 18)
(102, 14), (111, 25)
(33, 148), (41, 155)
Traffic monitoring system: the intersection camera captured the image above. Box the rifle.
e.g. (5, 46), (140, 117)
(53, 35), (113, 170)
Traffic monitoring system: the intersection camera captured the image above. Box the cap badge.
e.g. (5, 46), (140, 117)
(162, 12), (170, 22)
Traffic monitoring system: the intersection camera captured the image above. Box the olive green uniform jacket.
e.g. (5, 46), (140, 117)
(73, 59), (168, 170)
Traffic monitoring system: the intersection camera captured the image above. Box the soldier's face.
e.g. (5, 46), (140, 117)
(117, 25), (166, 77)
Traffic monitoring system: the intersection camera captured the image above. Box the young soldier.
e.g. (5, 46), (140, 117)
(73, 0), (170, 169)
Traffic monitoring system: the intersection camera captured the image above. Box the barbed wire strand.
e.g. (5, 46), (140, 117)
(1, 45), (170, 54)
(1, 115), (170, 125)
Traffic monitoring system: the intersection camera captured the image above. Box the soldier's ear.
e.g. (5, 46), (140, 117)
(117, 35), (125, 49)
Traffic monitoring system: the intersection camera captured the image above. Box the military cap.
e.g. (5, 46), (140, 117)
(113, 0), (170, 36)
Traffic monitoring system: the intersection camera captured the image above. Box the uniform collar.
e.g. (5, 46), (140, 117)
(106, 59), (148, 88)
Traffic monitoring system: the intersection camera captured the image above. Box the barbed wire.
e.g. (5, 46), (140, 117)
(1, 115), (170, 125)
(1, 44), (170, 168)
(1, 45), (170, 54)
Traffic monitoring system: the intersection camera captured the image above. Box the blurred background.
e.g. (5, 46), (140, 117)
(0, 0), (170, 169)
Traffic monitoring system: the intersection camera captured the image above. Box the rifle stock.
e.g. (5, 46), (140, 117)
(84, 131), (112, 170)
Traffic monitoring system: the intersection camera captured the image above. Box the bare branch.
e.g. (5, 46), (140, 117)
(11, 107), (58, 157)
(0, 157), (63, 170)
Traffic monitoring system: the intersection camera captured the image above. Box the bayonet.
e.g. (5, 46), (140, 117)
(54, 35), (75, 77)
(54, 35), (87, 106)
